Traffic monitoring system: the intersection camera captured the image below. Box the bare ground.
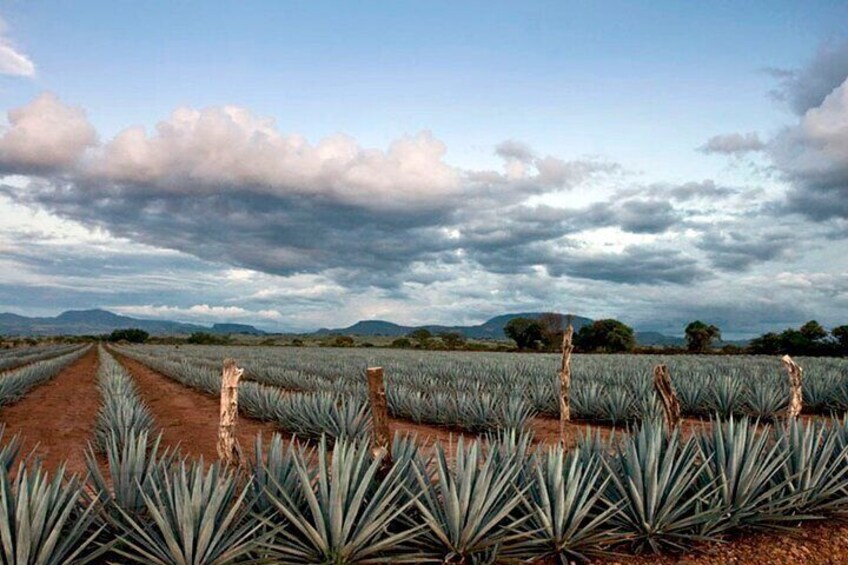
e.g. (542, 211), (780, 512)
(0, 346), (99, 476)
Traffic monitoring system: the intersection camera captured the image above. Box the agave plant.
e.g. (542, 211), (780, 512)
(774, 418), (848, 516)
(411, 436), (531, 563)
(0, 425), (20, 473)
(697, 417), (800, 533)
(0, 462), (107, 565)
(112, 459), (262, 565)
(87, 431), (176, 522)
(259, 436), (422, 564)
(605, 420), (720, 553)
(707, 375), (746, 418)
(509, 444), (623, 563)
(744, 381), (788, 420)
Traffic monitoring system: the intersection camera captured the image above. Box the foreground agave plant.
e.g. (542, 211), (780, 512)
(775, 418), (848, 516)
(514, 444), (622, 563)
(87, 430), (176, 522)
(0, 462), (106, 565)
(112, 459), (262, 565)
(260, 435), (422, 564)
(605, 420), (720, 553)
(412, 436), (531, 563)
(697, 417), (800, 532)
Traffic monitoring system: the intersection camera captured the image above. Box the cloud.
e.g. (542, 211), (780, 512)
(111, 304), (284, 322)
(699, 132), (765, 155)
(771, 77), (848, 220)
(767, 40), (848, 115)
(0, 17), (34, 77)
(0, 93), (96, 172)
(696, 229), (793, 271)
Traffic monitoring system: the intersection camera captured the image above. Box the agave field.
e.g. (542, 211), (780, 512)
(2, 344), (848, 563)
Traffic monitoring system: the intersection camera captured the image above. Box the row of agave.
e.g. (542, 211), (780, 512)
(0, 345), (89, 407)
(94, 346), (157, 450)
(115, 346), (535, 437)
(112, 346), (374, 442)
(120, 345), (848, 425)
(0, 343), (84, 372)
(5, 417), (848, 563)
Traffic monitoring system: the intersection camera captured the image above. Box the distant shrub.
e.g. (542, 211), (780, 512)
(391, 337), (412, 349)
(108, 328), (149, 343)
(186, 332), (230, 345)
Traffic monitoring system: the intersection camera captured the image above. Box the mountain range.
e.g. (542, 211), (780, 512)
(0, 309), (266, 337)
(0, 309), (690, 346)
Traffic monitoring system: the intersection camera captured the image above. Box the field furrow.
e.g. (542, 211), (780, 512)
(0, 346), (99, 475)
(111, 349), (281, 461)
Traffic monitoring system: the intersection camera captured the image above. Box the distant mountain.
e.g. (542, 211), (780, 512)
(313, 312), (594, 340)
(634, 331), (686, 347)
(0, 309), (266, 336)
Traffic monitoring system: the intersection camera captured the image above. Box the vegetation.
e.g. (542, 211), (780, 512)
(504, 317), (544, 349)
(574, 319), (636, 352)
(108, 328), (149, 343)
(748, 320), (844, 356)
(685, 320), (721, 353)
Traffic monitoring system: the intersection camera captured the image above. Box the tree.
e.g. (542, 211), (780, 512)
(685, 321), (721, 353)
(538, 312), (565, 351)
(391, 337), (412, 348)
(332, 335), (355, 347)
(186, 332), (230, 345)
(407, 328), (432, 347)
(439, 332), (466, 349)
(833, 326), (848, 353)
(504, 317), (544, 350)
(108, 328), (149, 343)
(747, 332), (781, 354)
(800, 320), (827, 342)
(574, 319), (635, 353)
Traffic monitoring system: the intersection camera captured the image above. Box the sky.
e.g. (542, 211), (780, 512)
(0, 1), (847, 338)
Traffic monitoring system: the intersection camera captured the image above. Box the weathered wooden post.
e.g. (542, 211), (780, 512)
(781, 355), (803, 419)
(366, 366), (393, 477)
(217, 358), (244, 467)
(653, 364), (681, 432)
(559, 323), (574, 443)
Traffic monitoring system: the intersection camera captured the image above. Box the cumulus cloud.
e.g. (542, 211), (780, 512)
(772, 77), (848, 220)
(768, 40), (848, 115)
(0, 93), (96, 172)
(699, 132), (765, 155)
(0, 17), (34, 77)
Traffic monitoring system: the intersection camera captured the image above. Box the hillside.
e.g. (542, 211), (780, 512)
(0, 309), (266, 336)
(313, 312), (595, 340)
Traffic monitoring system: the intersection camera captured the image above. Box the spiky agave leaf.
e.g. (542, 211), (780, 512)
(87, 430), (176, 522)
(507, 444), (623, 564)
(250, 432), (314, 517)
(0, 424), (21, 473)
(0, 462), (107, 565)
(411, 436), (531, 562)
(697, 416), (802, 533)
(112, 459), (263, 565)
(774, 418), (848, 516)
(605, 420), (720, 554)
(260, 435), (423, 564)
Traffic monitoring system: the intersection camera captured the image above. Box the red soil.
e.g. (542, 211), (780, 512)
(112, 351), (283, 462)
(0, 347), (99, 476)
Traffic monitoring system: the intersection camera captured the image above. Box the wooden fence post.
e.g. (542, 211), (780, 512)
(781, 355), (803, 419)
(366, 367), (393, 477)
(559, 323), (574, 443)
(217, 358), (244, 467)
(653, 364), (681, 432)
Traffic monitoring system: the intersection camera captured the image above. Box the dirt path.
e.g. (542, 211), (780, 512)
(0, 346), (99, 476)
(112, 351), (282, 462)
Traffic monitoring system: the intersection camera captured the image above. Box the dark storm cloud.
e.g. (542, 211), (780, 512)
(767, 40), (848, 115)
(696, 229), (793, 271)
(547, 246), (707, 285)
